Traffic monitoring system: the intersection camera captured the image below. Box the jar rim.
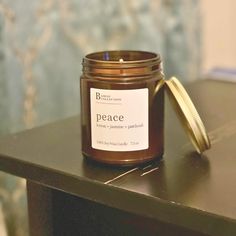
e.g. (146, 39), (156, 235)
(84, 50), (161, 65)
(82, 50), (162, 79)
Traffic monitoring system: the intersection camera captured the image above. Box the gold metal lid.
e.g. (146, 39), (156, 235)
(165, 77), (211, 153)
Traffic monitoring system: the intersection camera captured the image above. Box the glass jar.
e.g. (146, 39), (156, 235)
(80, 50), (165, 166)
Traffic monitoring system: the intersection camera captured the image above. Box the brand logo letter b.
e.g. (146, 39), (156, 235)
(96, 92), (101, 100)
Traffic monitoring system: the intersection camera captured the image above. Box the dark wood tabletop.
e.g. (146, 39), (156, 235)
(0, 79), (236, 236)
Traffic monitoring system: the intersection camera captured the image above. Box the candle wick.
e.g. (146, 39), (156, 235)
(119, 58), (124, 63)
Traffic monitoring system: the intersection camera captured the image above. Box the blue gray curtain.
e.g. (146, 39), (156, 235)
(0, 0), (201, 235)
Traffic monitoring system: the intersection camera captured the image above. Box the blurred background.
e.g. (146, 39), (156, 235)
(0, 0), (235, 235)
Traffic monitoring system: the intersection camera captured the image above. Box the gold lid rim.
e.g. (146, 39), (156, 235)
(165, 77), (211, 153)
(170, 77), (211, 150)
(165, 80), (204, 152)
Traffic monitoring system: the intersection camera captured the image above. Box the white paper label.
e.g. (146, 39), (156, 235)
(90, 88), (149, 151)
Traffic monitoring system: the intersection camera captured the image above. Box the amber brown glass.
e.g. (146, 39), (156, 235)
(80, 50), (164, 166)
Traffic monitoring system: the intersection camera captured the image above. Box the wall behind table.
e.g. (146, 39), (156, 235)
(201, 0), (236, 71)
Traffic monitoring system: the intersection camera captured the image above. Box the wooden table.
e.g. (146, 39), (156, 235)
(0, 80), (236, 236)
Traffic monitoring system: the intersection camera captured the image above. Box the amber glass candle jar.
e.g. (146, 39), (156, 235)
(80, 50), (165, 166)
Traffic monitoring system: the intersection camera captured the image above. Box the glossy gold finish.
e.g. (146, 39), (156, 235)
(165, 77), (211, 153)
